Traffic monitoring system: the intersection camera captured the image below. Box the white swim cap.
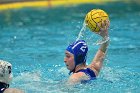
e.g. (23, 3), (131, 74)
(0, 60), (12, 84)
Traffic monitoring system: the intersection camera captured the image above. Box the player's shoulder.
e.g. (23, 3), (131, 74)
(70, 71), (89, 81)
(4, 88), (24, 93)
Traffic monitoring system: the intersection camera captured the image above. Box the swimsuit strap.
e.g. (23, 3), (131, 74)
(76, 68), (96, 79)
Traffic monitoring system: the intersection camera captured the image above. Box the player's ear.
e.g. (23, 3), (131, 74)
(75, 54), (85, 64)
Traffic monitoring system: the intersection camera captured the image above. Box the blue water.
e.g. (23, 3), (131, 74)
(0, 2), (140, 93)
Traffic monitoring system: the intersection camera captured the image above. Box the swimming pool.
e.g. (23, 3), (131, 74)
(0, 2), (140, 93)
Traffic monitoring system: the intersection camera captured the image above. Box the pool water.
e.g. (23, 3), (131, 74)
(0, 2), (140, 93)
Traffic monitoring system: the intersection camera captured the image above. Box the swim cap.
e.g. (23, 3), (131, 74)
(66, 40), (88, 67)
(0, 60), (12, 84)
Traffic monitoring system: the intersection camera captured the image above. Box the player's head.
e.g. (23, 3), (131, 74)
(0, 60), (12, 84)
(65, 40), (88, 72)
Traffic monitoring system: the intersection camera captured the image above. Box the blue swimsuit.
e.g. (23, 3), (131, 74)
(76, 68), (96, 83)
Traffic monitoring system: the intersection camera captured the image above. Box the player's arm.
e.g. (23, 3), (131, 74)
(88, 20), (110, 75)
(89, 39), (109, 75)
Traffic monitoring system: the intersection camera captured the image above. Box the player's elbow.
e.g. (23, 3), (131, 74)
(92, 62), (103, 75)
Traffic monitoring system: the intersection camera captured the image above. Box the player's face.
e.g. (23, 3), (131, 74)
(64, 51), (75, 71)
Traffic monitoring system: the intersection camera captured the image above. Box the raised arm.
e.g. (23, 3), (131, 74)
(88, 20), (110, 76)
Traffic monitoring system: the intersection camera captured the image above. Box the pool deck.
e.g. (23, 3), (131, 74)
(0, 0), (139, 11)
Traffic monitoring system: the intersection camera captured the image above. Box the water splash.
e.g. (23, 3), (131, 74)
(76, 21), (110, 46)
(76, 22), (87, 41)
(94, 36), (110, 45)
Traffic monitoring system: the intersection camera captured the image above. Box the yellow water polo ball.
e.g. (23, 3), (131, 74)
(85, 9), (109, 32)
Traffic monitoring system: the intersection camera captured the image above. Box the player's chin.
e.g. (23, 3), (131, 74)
(67, 66), (72, 71)
(66, 65), (70, 69)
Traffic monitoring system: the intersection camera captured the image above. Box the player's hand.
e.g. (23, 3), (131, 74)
(96, 19), (110, 39)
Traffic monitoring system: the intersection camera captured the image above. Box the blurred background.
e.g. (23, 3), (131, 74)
(0, 0), (140, 93)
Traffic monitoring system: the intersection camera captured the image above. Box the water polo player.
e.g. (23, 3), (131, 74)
(0, 60), (24, 93)
(64, 14), (110, 84)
